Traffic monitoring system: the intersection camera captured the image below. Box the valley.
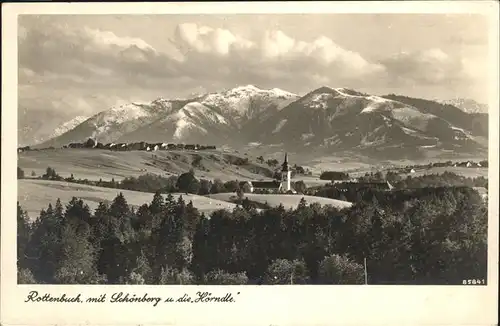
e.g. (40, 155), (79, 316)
(17, 84), (490, 286)
(12, 7), (497, 292)
(17, 145), (488, 222)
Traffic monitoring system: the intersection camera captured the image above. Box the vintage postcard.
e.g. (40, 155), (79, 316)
(1, 1), (499, 325)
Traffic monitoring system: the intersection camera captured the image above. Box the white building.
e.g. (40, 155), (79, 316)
(280, 153), (292, 192)
(239, 153), (296, 193)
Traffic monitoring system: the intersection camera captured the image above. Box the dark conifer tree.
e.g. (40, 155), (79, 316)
(54, 222), (104, 284)
(191, 214), (211, 280)
(25, 203), (63, 283)
(17, 202), (31, 270)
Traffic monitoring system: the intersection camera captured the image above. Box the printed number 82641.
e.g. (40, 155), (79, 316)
(462, 279), (486, 285)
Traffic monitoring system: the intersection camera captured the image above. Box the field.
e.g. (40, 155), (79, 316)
(17, 149), (487, 221)
(207, 193), (353, 210)
(299, 176), (333, 188)
(18, 148), (487, 185)
(18, 179), (236, 221)
(17, 148), (274, 182)
(397, 166), (488, 178)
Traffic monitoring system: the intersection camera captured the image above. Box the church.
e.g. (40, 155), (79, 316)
(240, 153), (296, 194)
(279, 152), (292, 192)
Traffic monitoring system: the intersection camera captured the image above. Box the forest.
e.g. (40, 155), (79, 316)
(315, 171), (488, 203)
(17, 184), (487, 285)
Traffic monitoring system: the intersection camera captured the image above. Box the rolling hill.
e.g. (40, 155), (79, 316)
(17, 148), (275, 182)
(18, 179), (237, 221)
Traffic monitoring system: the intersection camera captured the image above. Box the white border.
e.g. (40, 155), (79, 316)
(2, 2), (499, 325)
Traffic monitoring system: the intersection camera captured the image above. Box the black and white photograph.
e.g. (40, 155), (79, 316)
(3, 2), (498, 325)
(13, 10), (495, 287)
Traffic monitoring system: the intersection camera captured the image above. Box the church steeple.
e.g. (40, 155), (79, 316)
(281, 152), (289, 172)
(280, 152), (292, 192)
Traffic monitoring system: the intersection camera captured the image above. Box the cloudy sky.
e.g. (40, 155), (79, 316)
(19, 14), (491, 119)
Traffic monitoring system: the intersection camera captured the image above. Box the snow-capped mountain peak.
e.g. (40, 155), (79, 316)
(168, 102), (229, 140)
(200, 85), (299, 119)
(438, 98), (488, 114)
(52, 116), (89, 138)
(232, 84), (260, 92)
(270, 87), (297, 97)
(177, 102), (228, 125)
(99, 103), (152, 124)
(32, 85), (487, 160)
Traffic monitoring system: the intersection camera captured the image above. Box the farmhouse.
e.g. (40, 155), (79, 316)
(240, 180), (282, 193)
(18, 146), (31, 153)
(129, 142), (146, 150)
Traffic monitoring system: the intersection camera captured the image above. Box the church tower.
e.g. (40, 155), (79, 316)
(280, 153), (292, 192)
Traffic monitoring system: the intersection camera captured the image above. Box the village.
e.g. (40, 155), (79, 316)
(18, 138), (217, 153)
(17, 136), (488, 198)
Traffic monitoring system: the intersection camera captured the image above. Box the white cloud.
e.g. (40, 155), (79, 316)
(174, 23), (254, 56)
(82, 26), (156, 52)
(380, 48), (468, 85)
(168, 24), (385, 89)
(20, 18), (474, 94)
(19, 17), (178, 88)
(18, 18), (486, 121)
(261, 30), (296, 57)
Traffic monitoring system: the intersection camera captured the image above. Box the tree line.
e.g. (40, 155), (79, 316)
(314, 171), (487, 203)
(18, 184), (487, 285)
(17, 138), (217, 152)
(394, 159), (488, 171)
(19, 167), (310, 196)
(320, 171), (350, 181)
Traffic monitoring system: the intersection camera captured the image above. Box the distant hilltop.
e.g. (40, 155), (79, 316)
(18, 139), (216, 153)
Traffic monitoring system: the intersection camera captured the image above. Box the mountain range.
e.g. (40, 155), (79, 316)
(31, 85), (488, 160)
(438, 98), (489, 114)
(18, 109), (88, 147)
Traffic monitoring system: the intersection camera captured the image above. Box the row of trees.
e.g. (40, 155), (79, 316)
(19, 167), (241, 195)
(393, 159), (488, 172)
(18, 184), (487, 285)
(108, 171), (248, 195)
(392, 171), (487, 189)
(320, 171), (350, 181)
(18, 167), (62, 181)
(342, 169), (486, 189)
(255, 156), (310, 176)
(315, 172), (487, 204)
(23, 167), (309, 197)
